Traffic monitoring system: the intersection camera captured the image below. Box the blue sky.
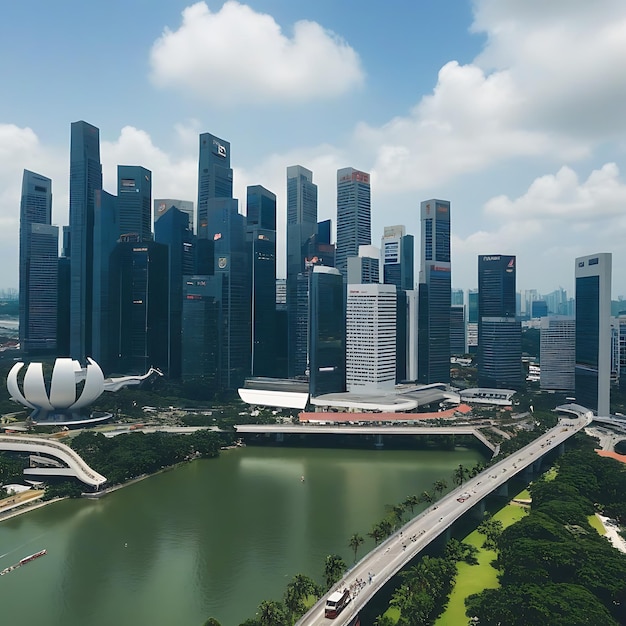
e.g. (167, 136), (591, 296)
(1, 0), (626, 296)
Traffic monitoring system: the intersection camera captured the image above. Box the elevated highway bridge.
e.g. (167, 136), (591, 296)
(0, 434), (107, 488)
(295, 408), (591, 626)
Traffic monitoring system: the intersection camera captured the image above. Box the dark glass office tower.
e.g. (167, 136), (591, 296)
(309, 267), (345, 396)
(450, 304), (466, 355)
(197, 133), (232, 239)
(418, 199), (451, 383)
(246, 186), (277, 377)
(181, 276), (222, 389)
(478, 254), (521, 388)
(69, 121), (102, 360)
(575, 253), (611, 414)
(118, 166), (152, 240)
(286, 165), (318, 377)
(92, 189), (119, 372)
(336, 168), (371, 278)
(155, 206), (195, 378)
(209, 198), (251, 390)
(19, 170), (58, 354)
(109, 237), (168, 373)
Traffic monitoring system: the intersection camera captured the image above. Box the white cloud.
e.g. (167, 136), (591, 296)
(452, 163), (626, 293)
(149, 1), (364, 105)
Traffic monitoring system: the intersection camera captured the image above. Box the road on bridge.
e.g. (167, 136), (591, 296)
(296, 413), (590, 626)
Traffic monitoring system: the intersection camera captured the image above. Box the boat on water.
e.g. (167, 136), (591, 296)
(19, 549), (47, 565)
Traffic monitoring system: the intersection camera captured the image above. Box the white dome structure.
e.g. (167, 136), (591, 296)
(8, 358), (107, 425)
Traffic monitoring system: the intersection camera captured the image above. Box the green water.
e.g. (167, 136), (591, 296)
(0, 445), (483, 625)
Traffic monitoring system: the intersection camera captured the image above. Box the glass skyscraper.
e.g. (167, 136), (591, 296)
(309, 267), (345, 397)
(286, 165), (318, 377)
(197, 133), (232, 239)
(418, 199), (451, 383)
(154, 199), (194, 233)
(19, 170), (57, 354)
(69, 121), (102, 361)
(246, 185), (277, 377)
(575, 253), (612, 415)
(118, 166), (152, 240)
(477, 254), (522, 388)
(336, 167), (371, 278)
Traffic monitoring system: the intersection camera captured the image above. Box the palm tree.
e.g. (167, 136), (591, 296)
(453, 464), (468, 486)
(368, 524), (385, 545)
(433, 479), (448, 498)
(386, 503), (406, 528)
(257, 600), (286, 626)
(324, 554), (346, 590)
(421, 490), (433, 504)
(348, 533), (365, 562)
(284, 573), (320, 619)
(404, 494), (419, 514)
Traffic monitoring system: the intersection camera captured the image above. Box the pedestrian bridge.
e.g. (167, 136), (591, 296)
(0, 434), (107, 488)
(295, 408), (592, 626)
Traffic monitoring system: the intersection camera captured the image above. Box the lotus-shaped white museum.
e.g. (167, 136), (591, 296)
(7, 358), (109, 425)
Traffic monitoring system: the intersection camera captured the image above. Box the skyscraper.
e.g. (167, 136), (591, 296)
(309, 267), (345, 397)
(346, 283), (396, 392)
(19, 170), (57, 354)
(418, 199), (451, 383)
(450, 305), (466, 355)
(540, 316), (575, 391)
(381, 225), (414, 291)
(336, 167), (371, 278)
(154, 205), (195, 378)
(117, 166), (152, 240)
(69, 121), (102, 360)
(575, 253), (612, 414)
(246, 185), (277, 377)
(347, 245), (380, 284)
(154, 199), (194, 233)
(478, 254), (522, 388)
(197, 133), (233, 238)
(286, 165), (318, 377)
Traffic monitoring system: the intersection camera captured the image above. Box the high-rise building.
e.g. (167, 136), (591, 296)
(478, 255), (522, 388)
(467, 289), (479, 353)
(69, 120), (102, 360)
(336, 168), (371, 278)
(118, 166), (152, 240)
(531, 300), (549, 319)
(154, 205), (195, 378)
(575, 253), (612, 415)
(450, 305), (466, 355)
(540, 316), (575, 391)
(197, 133), (232, 239)
(347, 245), (380, 284)
(381, 226), (414, 291)
(309, 266), (345, 397)
(451, 288), (464, 306)
(92, 189), (119, 372)
(246, 185), (277, 377)
(109, 237), (169, 373)
(346, 283), (396, 392)
(286, 165), (318, 377)
(210, 198), (251, 390)
(19, 170), (57, 354)
(418, 199), (451, 383)
(618, 315), (626, 393)
(154, 199), (194, 233)
(181, 275), (222, 388)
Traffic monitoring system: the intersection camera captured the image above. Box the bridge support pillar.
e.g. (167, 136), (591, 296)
(496, 482), (509, 497)
(444, 527), (452, 542)
(375, 434), (384, 449)
(557, 442), (565, 456)
(276, 432), (284, 443)
(471, 499), (486, 520)
(532, 459), (542, 473)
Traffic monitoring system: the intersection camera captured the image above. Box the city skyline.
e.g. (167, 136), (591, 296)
(1, 1), (626, 294)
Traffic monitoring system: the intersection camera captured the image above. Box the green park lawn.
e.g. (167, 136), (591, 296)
(588, 513), (606, 536)
(435, 502), (528, 626)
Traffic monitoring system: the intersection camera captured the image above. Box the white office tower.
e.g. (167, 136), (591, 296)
(346, 284), (397, 392)
(540, 316), (575, 391)
(575, 253), (612, 416)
